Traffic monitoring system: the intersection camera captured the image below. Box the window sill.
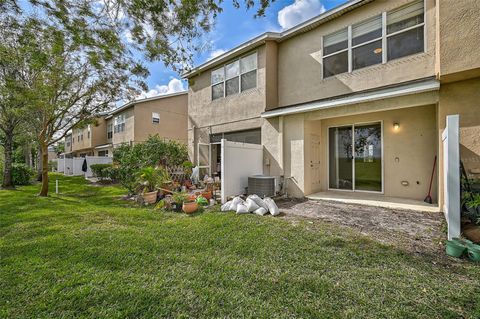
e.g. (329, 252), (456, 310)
(322, 51), (430, 81)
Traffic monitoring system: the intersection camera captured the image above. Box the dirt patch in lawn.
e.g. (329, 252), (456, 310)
(277, 198), (447, 260)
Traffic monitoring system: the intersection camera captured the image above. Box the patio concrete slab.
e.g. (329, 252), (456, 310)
(307, 191), (440, 213)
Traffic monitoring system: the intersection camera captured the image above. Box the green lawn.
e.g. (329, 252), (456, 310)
(1, 174), (480, 318)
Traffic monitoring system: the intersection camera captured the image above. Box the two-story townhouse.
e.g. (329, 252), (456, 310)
(105, 92), (188, 151)
(184, 0), (480, 208)
(69, 116), (109, 157)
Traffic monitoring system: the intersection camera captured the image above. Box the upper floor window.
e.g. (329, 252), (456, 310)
(114, 114), (126, 133)
(211, 52), (257, 101)
(87, 125), (91, 139)
(152, 112), (160, 124)
(107, 124), (113, 139)
(322, 0), (424, 78)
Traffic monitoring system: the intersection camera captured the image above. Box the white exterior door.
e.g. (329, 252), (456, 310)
(310, 134), (321, 188)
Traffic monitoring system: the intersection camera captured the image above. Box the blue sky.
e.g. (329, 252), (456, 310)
(138, 0), (349, 98)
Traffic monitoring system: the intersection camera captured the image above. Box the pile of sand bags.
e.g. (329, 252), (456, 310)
(221, 194), (280, 216)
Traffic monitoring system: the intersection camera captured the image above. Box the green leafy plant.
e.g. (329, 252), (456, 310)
(48, 160), (58, 172)
(113, 135), (187, 194)
(135, 166), (170, 193)
(90, 164), (113, 181)
(11, 163), (35, 185)
(462, 191), (480, 225)
(172, 191), (188, 204)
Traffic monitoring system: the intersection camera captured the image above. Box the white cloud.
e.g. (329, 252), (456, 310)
(208, 49), (226, 60)
(137, 78), (186, 99)
(278, 0), (326, 30)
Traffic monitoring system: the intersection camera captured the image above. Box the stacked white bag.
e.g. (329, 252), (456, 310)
(220, 195), (280, 216)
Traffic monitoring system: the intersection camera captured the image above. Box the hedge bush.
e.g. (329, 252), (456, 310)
(113, 135), (188, 193)
(90, 164), (113, 180)
(12, 163), (35, 185)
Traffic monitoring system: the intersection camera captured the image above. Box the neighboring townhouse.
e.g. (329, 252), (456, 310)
(106, 92), (188, 151)
(68, 116), (109, 157)
(184, 0), (480, 208)
(62, 91), (189, 158)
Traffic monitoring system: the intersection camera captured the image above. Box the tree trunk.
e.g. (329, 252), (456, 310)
(36, 144), (42, 181)
(38, 142), (49, 197)
(1, 131), (14, 189)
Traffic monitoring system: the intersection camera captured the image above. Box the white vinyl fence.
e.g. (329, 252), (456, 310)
(56, 156), (113, 178)
(442, 114), (460, 240)
(221, 139), (263, 203)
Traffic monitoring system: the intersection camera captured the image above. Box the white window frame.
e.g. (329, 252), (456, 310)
(152, 112), (160, 124)
(321, 0), (426, 79)
(210, 51), (258, 101)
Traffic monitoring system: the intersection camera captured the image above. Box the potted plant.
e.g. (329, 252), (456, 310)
(172, 191), (188, 212)
(136, 166), (169, 204)
(182, 199), (198, 214)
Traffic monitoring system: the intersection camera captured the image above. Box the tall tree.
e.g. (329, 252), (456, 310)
(0, 0), (273, 195)
(0, 28), (28, 189)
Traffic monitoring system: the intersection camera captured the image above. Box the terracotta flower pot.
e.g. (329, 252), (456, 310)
(142, 191), (158, 204)
(201, 191), (212, 200)
(182, 201), (198, 214)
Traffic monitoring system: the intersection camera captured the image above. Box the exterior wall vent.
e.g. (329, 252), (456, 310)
(248, 175), (275, 198)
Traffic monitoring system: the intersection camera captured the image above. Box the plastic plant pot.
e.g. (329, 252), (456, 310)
(467, 244), (480, 262)
(445, 239), (467, 258)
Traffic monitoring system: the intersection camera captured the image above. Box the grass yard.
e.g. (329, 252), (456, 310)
(1, 174), (480, 318)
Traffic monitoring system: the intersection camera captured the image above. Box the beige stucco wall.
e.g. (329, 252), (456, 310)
(187, 44), (274, 163)
(316, 105), (437, 201)
(133, 93), (188, 143)
(91, 118), (108, 148)
(275, 0), (436, 109)
(437, 77), (480, 207)
(436, 0), (480, 82)
(270, 91), (440, 201)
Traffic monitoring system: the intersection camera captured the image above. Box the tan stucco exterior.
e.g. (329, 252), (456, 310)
(275, 0), (436, 109)
(71, 117), (108, 156)
(133, 93), (188, 143)
(185, 0), (480, 208)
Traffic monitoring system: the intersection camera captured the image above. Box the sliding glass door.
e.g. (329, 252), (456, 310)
(329, 122), (382, 192)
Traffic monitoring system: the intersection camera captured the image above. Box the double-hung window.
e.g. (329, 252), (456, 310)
(322, 28), (348, 77)
(211, 68), (225, 100)
(152, 112), (160, 124)
(352, 15), (383, 70)
(322, 0), (424, 78)
(386, 0), (424, 61)
(87, 125), (91, 139)
(107, 124), (113, 139)
(114, 114), (125, 133)
(211, 52), (257, 100)
(240, 53), (257, 91)
(225, 60), (239, 96)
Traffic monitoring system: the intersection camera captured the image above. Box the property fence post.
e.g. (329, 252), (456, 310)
(443, 114), (460, 240)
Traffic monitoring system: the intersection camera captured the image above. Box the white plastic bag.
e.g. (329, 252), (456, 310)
(245, 197), (260, 212)
(254, 207), (268, 216)
(248, 194), (269, 211)
(190, 166), (200, 184)
(236, 204), (249, 214)
(221, 200), (233, 212)
(264, 197), (280, 216)
(229, 197), (244, 211)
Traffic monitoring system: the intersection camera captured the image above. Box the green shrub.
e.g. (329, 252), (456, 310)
(12, 163), (35, 185)
(48, 160), (58, 172)
(113, 135), (188, 194)
(135, 166), (170, 193)
(90, 164), (113, 180)
(104, 166), (120, 182)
